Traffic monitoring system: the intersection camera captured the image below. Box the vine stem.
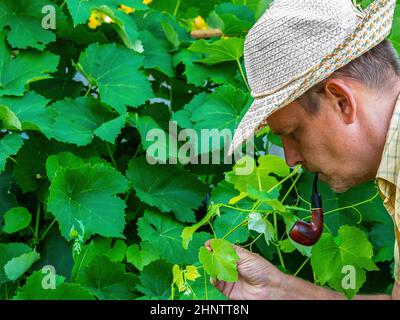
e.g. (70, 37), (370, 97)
(273, 211), (286, 271)
(204, 268), (208, 300)
(84, 85), (92, 97)
(60, 0), (66, 8)
(8, 156), (17, 164)
(34, 201), (41, 244)
(105, 142), (118, 168)
(39, 220), (57, 241)
(173, 0), (181, 16)
(301, 191), (379, 220)
(236, 59), (251, 93)
(267, 164), (302, 194)
(293, 257), (310, 277)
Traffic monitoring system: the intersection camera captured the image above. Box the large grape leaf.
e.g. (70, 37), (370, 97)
(0, 32), (59, 97)
(139, 29), (175, 77)
(136, 260), (173, 299)
(137, 209), (212, 264)
(126, 156), (208, 222)
(0, 243), (32, 286)
(311, 226), (378, 299)
(12, 271), (94, 300)
(76, 43), (154, 114)
(47, 163), (129, 240)
(76, 255), (139, 300)
(225, 154), (290, 196)
(0, 31), (59, 96)
(50, 96), (126, 146)
(199, 238), (240, 282)
(213, 210), (249, 243)
(172, 49), (240, 87)
(126, 241), (159, 271)
(209, 3), (255, 36)
(0, 92), (55, 138)
(0, 134), (24, 173)
(188, 38), (245, 65)
(172, 85), (251, 155)
(12, 134), (99, 194)
(0, 0), (56, 50)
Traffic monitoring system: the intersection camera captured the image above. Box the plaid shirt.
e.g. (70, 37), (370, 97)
(376, 93), (400, 285)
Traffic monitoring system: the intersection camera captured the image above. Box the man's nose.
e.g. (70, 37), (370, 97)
(281, 136), (303, 168)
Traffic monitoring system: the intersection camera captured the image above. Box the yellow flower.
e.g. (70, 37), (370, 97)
(222, 36), (230, 40)
(193, 15), (208, 30)
(143, 0), (152, 5)
(87, 9), (114, 29)
(119, 4), (135, 14)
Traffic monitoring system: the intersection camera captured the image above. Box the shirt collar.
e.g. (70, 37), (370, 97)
(376, 93), (400, 185)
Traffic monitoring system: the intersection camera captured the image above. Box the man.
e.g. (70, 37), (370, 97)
(208, 0), (400, 299)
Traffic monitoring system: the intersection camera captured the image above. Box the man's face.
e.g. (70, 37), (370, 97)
(266, 91), (375, 193)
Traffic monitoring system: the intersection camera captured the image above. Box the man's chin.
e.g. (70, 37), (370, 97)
(320, 174), (351, 193)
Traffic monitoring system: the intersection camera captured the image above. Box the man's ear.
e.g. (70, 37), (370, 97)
(323, 79), (357, 124)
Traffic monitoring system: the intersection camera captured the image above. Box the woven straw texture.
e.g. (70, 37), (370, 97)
(228, 0), (396, 156)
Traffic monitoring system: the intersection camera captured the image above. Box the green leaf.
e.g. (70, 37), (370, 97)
(2, 207), (32, 234)
(140, 29), (175, 77)
(311, 226), (378, 299)
(13, 271), (95, 300)
(50, 96), (126, 146)
(76, 43), (153, 114)
(0, 243), (32, 285)
(126, 156), (208, 223)
(30, 78), (84, 102)
(188, 38), (245, 65)
(181, 204), (220, 250)
(77, 255), (139, 300)
(0, 92), (55, 138)
(0, 134), (24, 173)
(210, 3), (254, 36)
(137, 260), (172, 299)
(226, 154), (290, 196)
(173, 85), (251, 154)
(199, 238), (239, 282)
(45, 151), (109, 182)
(137, 209), (212, 264)
(0, 0), (56, 50)
(126, 242), (159, 271)
(4, 250), (40, 281)
(47, 163), (129, 240)
(247, 212), (275, 245)
(369, 220), (395, 263)
(89, 237), (127, 262)
(214, 210), (249, 244)
(0, 31), (59, 97)
(172, 49), (240, 87)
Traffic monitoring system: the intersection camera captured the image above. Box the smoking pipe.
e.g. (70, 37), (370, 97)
(289, 172), (323, 246)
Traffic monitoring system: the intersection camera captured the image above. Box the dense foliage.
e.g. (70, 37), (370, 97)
(0, 0), (399, 300)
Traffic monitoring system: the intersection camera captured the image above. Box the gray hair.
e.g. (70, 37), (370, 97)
(297, 39), (400, 114)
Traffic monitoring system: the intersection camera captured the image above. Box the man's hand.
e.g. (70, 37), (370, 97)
(204, 239), (287, 300)
(205, 240), (398, 300)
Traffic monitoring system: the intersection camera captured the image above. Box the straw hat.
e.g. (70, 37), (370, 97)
(228, 0), (396, 156)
